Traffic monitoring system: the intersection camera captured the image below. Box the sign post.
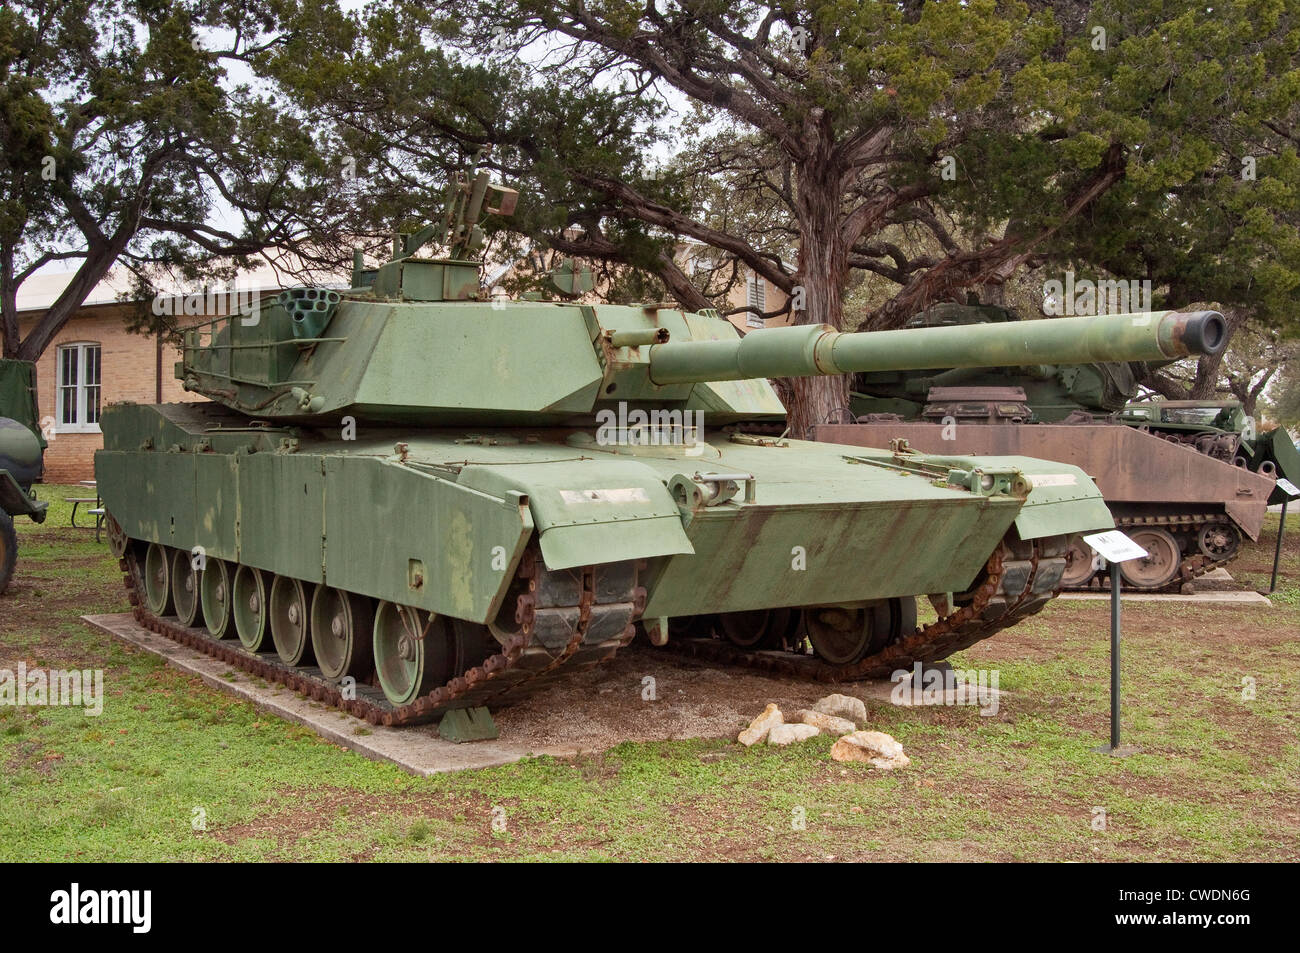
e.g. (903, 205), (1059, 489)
(1268, 478), (1298, 595)
(1082, 530), (1148, 757)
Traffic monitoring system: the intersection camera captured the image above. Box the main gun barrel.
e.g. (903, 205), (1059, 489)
(647, 310), (1226, 385)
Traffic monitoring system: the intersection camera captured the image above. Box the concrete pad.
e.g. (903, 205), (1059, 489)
(1059, 590), (1272, 605)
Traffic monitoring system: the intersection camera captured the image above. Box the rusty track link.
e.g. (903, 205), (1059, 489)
(120, 547), (642, 727)
(1063, 513), (1242, 593)
(659, 533), (1068, 682)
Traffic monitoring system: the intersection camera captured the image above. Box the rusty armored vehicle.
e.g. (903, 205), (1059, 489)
(0, 360), (49, 594)
(823, 303), (1291, 591)
(93, 171), (1223, 736)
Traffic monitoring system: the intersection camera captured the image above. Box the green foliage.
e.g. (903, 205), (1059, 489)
(263, 0), (1300, 429)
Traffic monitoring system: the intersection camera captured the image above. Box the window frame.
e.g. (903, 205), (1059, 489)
(55, 341), (103, 434)
(745, 275), (767, 328)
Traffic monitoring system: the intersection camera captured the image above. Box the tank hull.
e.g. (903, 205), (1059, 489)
(97, 400), (1114, 723)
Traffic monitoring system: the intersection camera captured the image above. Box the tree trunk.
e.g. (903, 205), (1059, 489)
(785, 160), (851, 438)
(1, 249), (19, 359)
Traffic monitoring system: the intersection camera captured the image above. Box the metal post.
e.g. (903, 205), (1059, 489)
(1109, 560), (1121, 751)
(1269, 499), (1288, 595)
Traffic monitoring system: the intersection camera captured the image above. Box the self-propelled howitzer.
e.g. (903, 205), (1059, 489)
(94, 176), (1224, 736)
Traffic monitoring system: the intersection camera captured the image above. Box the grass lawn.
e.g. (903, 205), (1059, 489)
(1, 485), (1297, 861)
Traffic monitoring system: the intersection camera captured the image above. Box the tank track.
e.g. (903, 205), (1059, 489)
(118, 546), (645, 727)
(658, 533), (1069, 682)
(1066, 513), (1242, 593)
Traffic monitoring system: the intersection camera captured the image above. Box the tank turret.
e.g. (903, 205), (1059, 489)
(177, 246), (1224, 427)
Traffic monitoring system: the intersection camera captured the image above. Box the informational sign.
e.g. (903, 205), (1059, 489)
(1083, 530), (1148, 564)
(1276, 477), (1300, 499)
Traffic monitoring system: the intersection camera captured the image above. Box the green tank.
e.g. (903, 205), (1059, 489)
(828, 302), (1292, 590)
(0, 359), (49, 594)
(94, 171), (1225, 733)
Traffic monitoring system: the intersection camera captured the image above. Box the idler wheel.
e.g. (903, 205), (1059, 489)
(1060, 535), (1097, 588)
(232, 565), (271, 651)
(170, 548), (204, 628)
(310, 586), (374, 681)
(1197, 522), (1241, 561)
(1119, 528), (1181, 589)
(200, 559), (234, 639)
(373, 602), (453, 706)
(270, 575), (314, 665)
(143, 543), (175, 617)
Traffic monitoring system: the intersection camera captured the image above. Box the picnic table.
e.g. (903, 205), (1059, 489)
(69, 480), (106, 541)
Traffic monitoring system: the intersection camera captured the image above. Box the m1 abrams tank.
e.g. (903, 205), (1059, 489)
(94, 171), (1223, 731)
(0, 359), (49, 594)
(822, 302), (1291, 591)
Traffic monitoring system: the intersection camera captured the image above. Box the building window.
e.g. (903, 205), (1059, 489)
(746, 275), (766, 328)
(57, 342), (102, 433)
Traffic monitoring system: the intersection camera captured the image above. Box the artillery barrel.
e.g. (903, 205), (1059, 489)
(648, 310), (1225, 385)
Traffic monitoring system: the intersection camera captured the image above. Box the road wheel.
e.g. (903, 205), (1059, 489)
(806, 605), (887, 665)
(200, 559), (234, 639)
(1119, 528), (1182, 590)
(717, 608), (793, 649)
(373, 602), (452, 706)
(1060, 535), (1097, 588)
(310, 586), (374, 681)
(269, 575), (314, 665)
(144, 543), (175, 616)
(170, 548), (203, 627)
(232, 565), (271, 651)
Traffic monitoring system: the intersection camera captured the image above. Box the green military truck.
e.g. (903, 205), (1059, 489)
(0, 359), (49, 594)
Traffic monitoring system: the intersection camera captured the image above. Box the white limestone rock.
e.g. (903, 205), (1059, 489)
(795, 709), (857, 736)
(767, 723), (820, 745)
(812, 693), (867, 727)
(830, 730), (911, 769)
(738, 703), (783, 746)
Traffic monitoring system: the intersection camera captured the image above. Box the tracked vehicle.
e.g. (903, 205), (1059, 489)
(1, 360), (48, 594)
(826, 303), (1289, 591)
(95, 172), (1224, 733)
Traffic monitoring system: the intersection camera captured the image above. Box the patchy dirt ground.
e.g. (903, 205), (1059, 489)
(491, 646), (835, 748)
